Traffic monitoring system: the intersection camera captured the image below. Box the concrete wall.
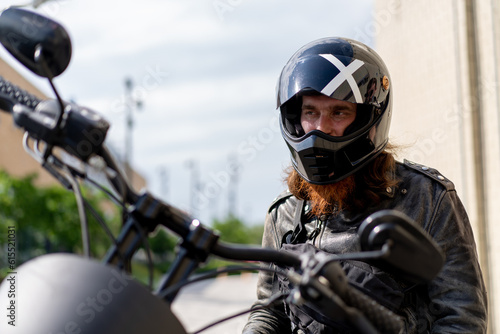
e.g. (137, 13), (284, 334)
(374, 0), (500, 332)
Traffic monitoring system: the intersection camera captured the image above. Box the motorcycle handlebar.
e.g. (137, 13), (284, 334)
(0, 74), (135, 202)
(0, 75), (41, 112)
(0, 73), (403, 333)
(213, 242), (302, 267)
(0, 75), (110, 163)
(342, 283), (403, 333)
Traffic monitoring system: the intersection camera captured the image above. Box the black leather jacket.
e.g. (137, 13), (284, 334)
(243, 160), (488, 333)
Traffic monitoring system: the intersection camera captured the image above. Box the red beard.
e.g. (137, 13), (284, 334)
(287, 169), (356, 217)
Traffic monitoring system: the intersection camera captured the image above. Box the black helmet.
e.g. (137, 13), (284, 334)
(277, 37), (392, 184)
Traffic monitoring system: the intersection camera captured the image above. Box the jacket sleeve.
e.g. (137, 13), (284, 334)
(243, 204), (291, 334)
(424, 189), (488, 333)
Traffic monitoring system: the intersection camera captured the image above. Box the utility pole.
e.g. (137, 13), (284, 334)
(158, 166), (169, 201)
(123, 77), (142, 186)
(227, 153), (240, 218)
(185, 159), (200, 218)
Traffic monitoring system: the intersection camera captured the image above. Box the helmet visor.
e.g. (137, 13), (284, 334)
(281, 96), (377, 140)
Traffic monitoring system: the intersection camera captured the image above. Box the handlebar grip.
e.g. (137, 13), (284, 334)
(0, 75), (41, 112)
(343, 285), (403, 334)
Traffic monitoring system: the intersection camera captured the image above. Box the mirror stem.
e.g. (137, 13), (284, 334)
(323, 242), (392, 265)
(34, 44), (66, 159)
(34, 44), (66, 130)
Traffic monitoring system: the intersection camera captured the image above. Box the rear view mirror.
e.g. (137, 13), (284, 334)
(358, 210), (445, 284)
(0, 7), (72, 77)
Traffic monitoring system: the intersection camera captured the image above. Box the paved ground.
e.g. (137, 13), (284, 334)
(171, 273), (259, 334)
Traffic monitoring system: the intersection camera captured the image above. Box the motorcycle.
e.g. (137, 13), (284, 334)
(0, 7), (444, 334)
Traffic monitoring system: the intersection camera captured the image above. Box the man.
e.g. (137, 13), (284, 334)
(243, 37), (487, 333)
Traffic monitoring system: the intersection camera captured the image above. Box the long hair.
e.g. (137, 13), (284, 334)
(351, 149), (399, 209)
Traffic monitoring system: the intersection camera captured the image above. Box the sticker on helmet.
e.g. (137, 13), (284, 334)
(319, 54), (365, 103)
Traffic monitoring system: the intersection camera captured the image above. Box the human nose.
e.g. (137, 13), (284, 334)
(316, 114), (338, 136)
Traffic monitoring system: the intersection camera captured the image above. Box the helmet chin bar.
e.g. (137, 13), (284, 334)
(285, 127), (387, 185)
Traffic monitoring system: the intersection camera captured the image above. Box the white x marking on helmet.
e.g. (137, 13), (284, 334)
(319, 54), (365, 103)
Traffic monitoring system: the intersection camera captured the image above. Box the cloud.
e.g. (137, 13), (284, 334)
(10, 0), (374, 224)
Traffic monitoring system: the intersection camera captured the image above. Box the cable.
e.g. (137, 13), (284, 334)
(85, 177), (127, 210)
(189, 292), (288, 334)
(63, 166), (91, 258)
(129, 217), (155, 290)
(81, 199), (128, 263)
(158, 264), (285, 300)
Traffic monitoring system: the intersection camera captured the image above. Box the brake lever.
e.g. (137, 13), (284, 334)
(286, 252), (369, 330)
(287, 251), (403, 334)
(12, 99), (110, 162)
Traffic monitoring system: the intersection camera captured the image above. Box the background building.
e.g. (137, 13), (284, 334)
(374, 0), (500, 332)
(0, 58), (55, 186)
(0, 58), (146, 190)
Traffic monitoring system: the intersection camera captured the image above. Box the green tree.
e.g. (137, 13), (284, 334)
(0, 170), (121, 277)
(0, 171), (266, 283)
(212, 215), (264, 245)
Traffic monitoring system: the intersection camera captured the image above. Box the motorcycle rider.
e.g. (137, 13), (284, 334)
(243, 37), (487, 333)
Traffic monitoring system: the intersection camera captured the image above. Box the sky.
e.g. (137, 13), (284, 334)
(1, 0), (374, 225)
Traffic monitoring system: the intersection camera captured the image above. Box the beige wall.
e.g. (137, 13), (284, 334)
(374, 0), (500, 332)
(0, 58), (56, 186)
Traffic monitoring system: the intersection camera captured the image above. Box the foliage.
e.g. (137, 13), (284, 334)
(0, 170), (265, 284)
(148, 227), (179, 259)
(212, 215), (264, 245)
(0, 170), (121, 277)
(198, 215), (264, 274)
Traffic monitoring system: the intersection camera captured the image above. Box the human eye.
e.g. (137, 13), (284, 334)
(332, 109), (348, 118)
(333, 110), (345, 116)
(301, 107), (318, 118)
(332, 107), (355, 120)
